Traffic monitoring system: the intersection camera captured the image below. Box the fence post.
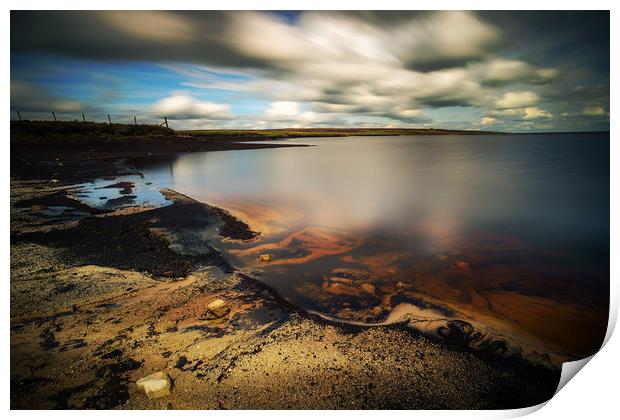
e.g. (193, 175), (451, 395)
(52, 112), (57, 121)
(82, 113), (86, 122)
(17, 110), (22, 121)
(134, 116), (137, 125)
(164, 116), (168, 128)
(108, 114), (112, 124)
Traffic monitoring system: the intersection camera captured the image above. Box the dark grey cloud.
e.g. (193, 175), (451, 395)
(480, 11), (609, 74)
(11, 80), (83, 113)
(11, 11), (270, 69)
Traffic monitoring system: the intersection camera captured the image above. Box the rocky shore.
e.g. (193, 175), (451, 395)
(10, 142), (560, 409)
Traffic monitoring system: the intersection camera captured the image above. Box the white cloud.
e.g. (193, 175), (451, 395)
(523, 107), (553, 120)
(495, 91), (540, 109)
(485, 105), (553, 122)
(399, 109), (423, 118)
(263, 101), (301, 119)
(481, 117), (497, 125)
(582, 105), (608, 116)
(152, 95), (232, 120)
(261, 101), (343, 126)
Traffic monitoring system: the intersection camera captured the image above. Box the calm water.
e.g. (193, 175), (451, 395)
(85, 133), (610, 360)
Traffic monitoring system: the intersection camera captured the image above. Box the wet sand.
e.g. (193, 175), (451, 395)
(10, 143), (560, 409)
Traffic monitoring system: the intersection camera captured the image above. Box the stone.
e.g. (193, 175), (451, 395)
(360, 283), (376, 295)
(136, 371), (171, 399)
(259, 254), (273, 262)
(207, 298), (229, 317)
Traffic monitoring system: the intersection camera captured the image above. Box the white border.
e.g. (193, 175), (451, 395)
(3, 2), (616, 419)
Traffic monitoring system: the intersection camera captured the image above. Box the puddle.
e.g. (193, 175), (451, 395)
(74, 175), (172, 210)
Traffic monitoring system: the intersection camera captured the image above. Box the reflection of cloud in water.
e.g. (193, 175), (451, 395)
(416, 216), (463, 249)
(230, 221), (607, 367)
(161, 137), (489, 232)
(206, 198), (304, 237)
(232, 226), (363, 266)
(74, 175), (171, 210)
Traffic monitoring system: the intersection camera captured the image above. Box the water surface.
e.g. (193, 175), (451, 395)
(84, 133), (610, 363)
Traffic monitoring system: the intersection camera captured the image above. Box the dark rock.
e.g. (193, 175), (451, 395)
(175, 355), (188, 369)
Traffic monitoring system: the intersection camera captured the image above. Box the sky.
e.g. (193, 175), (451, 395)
(10, 11), (610, 132)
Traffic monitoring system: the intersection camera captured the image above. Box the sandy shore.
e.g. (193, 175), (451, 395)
(10, 143), (560, 409)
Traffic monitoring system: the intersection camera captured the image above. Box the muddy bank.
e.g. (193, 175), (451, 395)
(10, 147), (561, 409)
(11, 134), (310, 185)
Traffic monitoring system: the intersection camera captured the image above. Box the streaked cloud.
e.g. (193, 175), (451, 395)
(99, 11), (195, 44)
(11, 80), (83, 113)
(10, 11), (609, 131)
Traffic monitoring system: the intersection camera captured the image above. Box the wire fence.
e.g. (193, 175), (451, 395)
(12, 110), (169, 128)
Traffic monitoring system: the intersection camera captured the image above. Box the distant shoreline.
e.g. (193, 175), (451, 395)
(10, 121), (607, 167)
(510, 130), (610, 135)
(177, 127), (505, 138)
(10, 120), (503, 146)
(10, 120), (609, 147)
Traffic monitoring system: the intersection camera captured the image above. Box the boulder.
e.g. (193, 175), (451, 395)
(136, 371), (171, 399)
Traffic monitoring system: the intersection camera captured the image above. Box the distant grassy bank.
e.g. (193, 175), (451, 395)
(10, 120), (175, 145)
(179, 127), (503, 139)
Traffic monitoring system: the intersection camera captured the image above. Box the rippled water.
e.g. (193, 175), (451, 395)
(86, 133), (610, 362)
